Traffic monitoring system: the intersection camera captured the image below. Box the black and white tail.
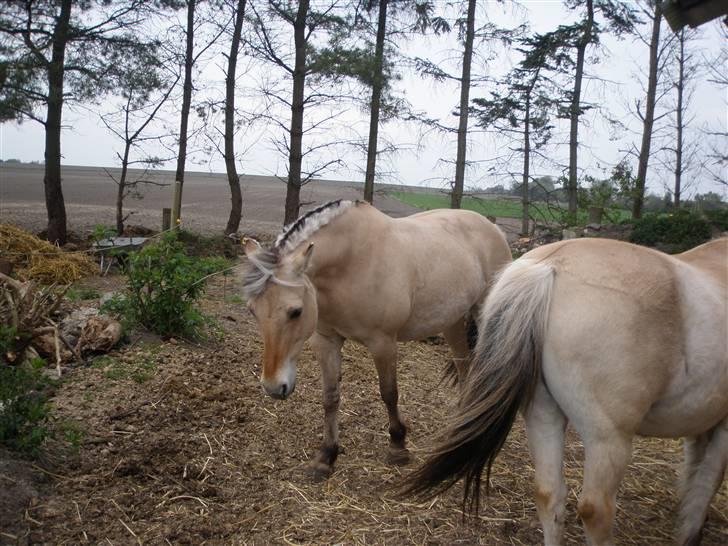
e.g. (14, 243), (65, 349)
(401, 259), (555, 512)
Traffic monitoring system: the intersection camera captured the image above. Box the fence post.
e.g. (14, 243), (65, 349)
(162, 208), (171, 231)
(171, 180), (182, 230)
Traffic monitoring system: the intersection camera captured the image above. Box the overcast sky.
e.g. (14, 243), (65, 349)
(1, 0), (725, 199)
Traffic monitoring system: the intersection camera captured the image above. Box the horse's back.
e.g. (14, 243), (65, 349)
(375, 207), (510, 340)
(525, 238), (727, 438)
(675, 237), (728, 288)
(393, 207), (510, 265)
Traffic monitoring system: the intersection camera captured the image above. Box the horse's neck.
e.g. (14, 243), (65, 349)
(303, 204), (382, 287)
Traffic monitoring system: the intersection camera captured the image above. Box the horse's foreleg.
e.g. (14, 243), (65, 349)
(525, 381), (568, 546)
(370, 338), (410, 465)
(309, 332), (344, 481)
(678, 418), (728, 546)
(578, 433), (632, 546)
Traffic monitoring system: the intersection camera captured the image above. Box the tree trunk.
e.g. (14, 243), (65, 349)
(451, 0), (476, 210)
(284, 0), (310, 224)
(633, 0), (662, 219)
(224, 0), (246, 235)
(43, 0), (72, 245)
(567, 0), (593, 219)
(116, 144), (131, 235)
(674, 28), (684, 209)
(174, 0), (196, 223)
(363, 0), (388, 205)
(522, 92), (531, 236)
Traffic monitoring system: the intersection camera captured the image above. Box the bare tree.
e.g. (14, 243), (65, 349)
(669, 27), (702, 208)
(101, 62), (180, 234)
(363, 0), (388, 204)
(451, 0), (476, 209)
(563, 0), (638, 219)
(702, 26), (727, 189)
(174, 0), (196, 224)
(567, 0), (594, 217)
(248, 0), (370, 224)
(633, 0), (663, 219)
(0, 0), (161, 244)
(172, 0), (226, 224)
(223, 0), (247, 235)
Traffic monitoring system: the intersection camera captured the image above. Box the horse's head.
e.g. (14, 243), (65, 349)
(242, 238), (318, 400)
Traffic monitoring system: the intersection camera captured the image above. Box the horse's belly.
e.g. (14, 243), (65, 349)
(638, 385), (728, 438)
(396, 305), (469, 341)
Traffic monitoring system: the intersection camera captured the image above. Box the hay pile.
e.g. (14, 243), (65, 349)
(0, 224), (96, 283)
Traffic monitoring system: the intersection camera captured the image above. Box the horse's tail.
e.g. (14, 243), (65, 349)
(401, 259), (555, 513)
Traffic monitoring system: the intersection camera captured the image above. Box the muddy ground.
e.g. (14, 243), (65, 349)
(1, 271), (726, 545)
(0, 164), (525, 243)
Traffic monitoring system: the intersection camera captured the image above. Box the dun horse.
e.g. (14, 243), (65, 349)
(242, 200), (511, 478)
(403, 237), (728, 546)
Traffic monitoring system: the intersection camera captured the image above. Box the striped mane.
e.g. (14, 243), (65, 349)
(274, 199), (356, 254)
(243, 200), (356, 299)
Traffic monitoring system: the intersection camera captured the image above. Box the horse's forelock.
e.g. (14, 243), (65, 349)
(242, 248), (279, 300)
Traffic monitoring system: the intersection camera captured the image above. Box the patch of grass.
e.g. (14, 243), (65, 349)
(388, 191), (633, 225)
(66, 287), (101, 301)
(57, 420), (85, 453)
(225, 294), (244, 305)
(390, 191), (523, 218)
(92, 351), (158, 383)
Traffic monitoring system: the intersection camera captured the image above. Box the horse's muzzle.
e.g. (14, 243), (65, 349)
(261, 379), (296, 400)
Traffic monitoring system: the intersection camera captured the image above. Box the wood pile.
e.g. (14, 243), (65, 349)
(0, 273), (121, 374)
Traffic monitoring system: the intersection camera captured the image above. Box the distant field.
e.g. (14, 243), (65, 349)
(388, 191), (633, 224)
(388, 191), (523, 217)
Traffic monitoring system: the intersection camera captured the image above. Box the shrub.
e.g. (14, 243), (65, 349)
(630, 210), (711, 253)
(704, 208), (728, 231)
(0, 357), (55, 454)
(110, 232), (228, 338)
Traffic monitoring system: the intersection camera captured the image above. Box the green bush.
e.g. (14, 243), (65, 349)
(704, 208), (728, 231)
(109, 232), (228, 338)
(0, 358), (55, 454)
(630, 210), (712, 253)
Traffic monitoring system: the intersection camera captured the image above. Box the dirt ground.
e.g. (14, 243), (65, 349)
(1, 271), (726, 545)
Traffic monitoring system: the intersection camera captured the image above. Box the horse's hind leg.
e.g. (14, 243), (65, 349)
(369, 337), (410, 465)
(442, 318), (471, 385)
(525, 381), (568, 546)
(308, 332), (345, 480)
(577, 432), (633, 546)
(678, 418), (728, 546)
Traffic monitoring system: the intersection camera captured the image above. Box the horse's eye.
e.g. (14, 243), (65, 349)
(288, 308), (302, 320)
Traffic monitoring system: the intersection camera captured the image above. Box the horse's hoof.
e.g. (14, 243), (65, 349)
(386, 446), (411, 466)
(306, 461), (334, 482)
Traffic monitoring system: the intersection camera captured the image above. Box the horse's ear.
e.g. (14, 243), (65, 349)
(243, 237), (262, 256)
(292, 242), (314, 273)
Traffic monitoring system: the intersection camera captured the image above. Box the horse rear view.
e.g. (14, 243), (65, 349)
(242, 200), (511, 478)
(403, 237), (728, 546)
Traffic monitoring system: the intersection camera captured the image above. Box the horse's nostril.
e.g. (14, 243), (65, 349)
(280, 383), (288, 397)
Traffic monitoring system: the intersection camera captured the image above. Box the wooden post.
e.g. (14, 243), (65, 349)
(162, 208), (171, 231)
(171, 180), (182, 230)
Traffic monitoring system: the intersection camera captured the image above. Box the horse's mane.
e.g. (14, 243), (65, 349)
(275, 199), (355, 254)
(242, 200), (356, 299)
